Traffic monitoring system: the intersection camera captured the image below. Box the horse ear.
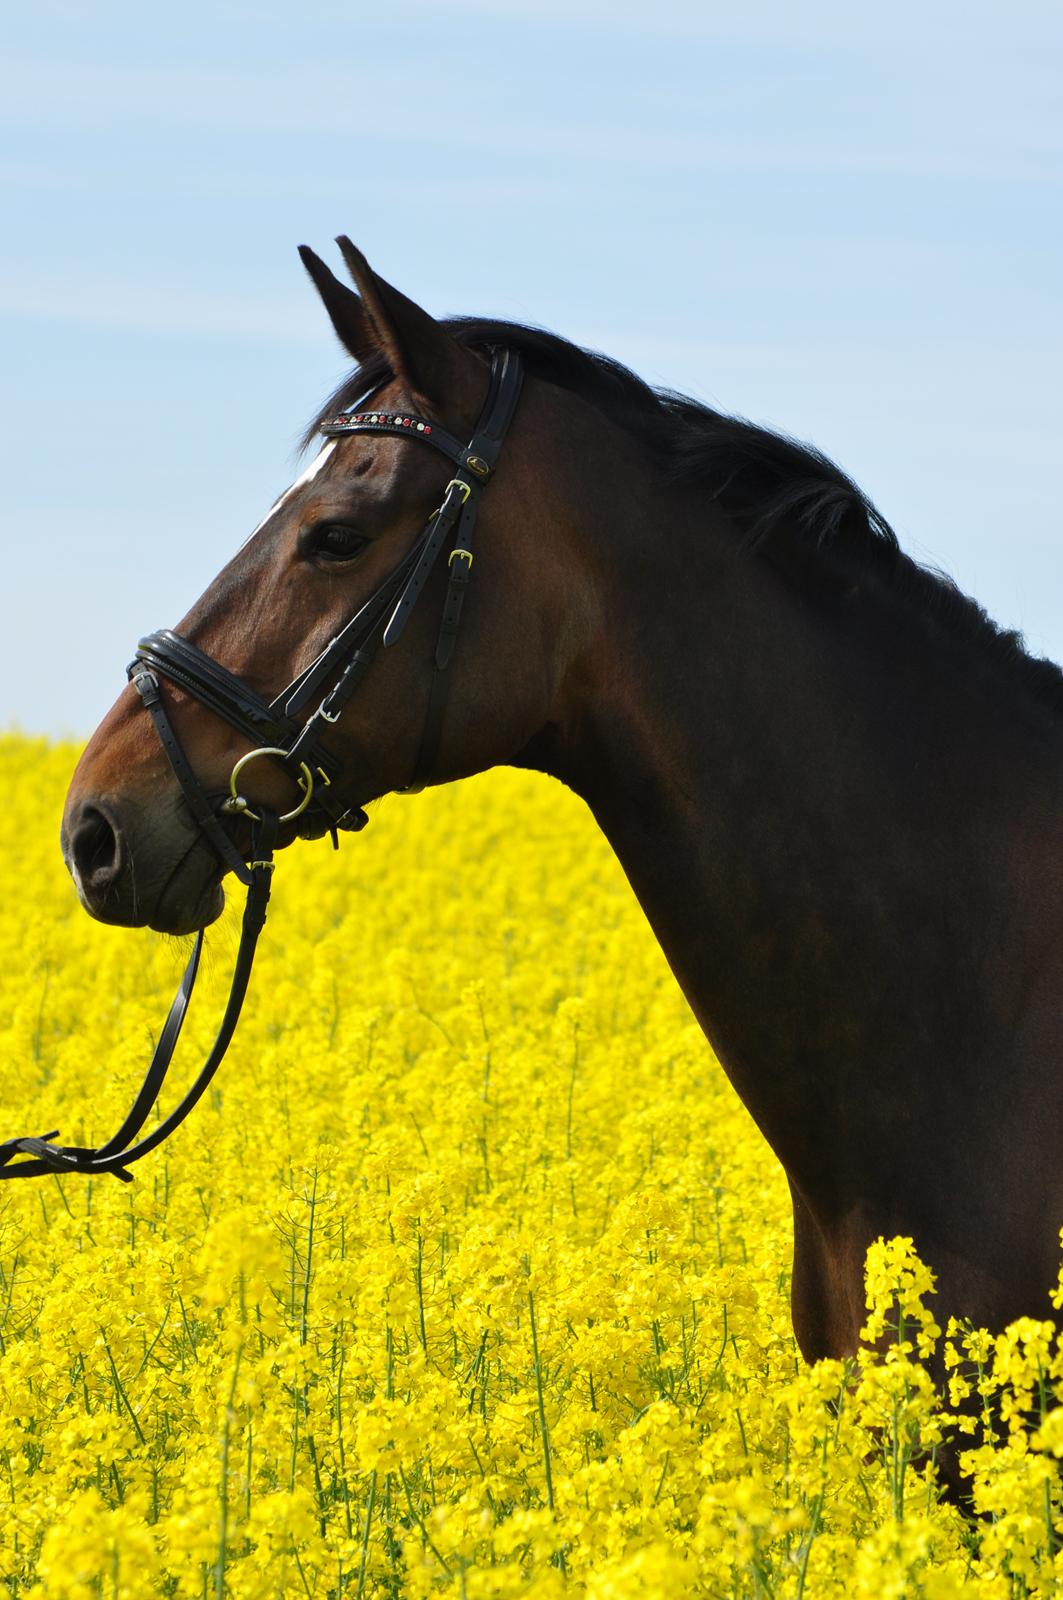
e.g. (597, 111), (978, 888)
(298, 244), (379, 364)
(334, 236), (471, 408)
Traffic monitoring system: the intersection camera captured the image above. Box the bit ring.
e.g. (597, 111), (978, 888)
(225, 747), (314, 824)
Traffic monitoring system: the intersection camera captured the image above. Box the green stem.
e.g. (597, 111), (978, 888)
(528, 1290), (555, 1511)
(215, 1344), (243, 1600)
(415, 1233), (428, 1353)
(100, 1332), (145, 1447)
(355, 1470), (378, 1600)
(565, 1024), (579, 1160)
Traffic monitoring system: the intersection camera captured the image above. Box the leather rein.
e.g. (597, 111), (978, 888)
(0, 348), (523, 1183)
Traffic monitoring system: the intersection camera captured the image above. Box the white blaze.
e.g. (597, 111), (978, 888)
(240, 440), (338, 549)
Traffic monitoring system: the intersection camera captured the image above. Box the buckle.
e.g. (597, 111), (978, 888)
(130, 666), (161, 704)
(448, 548), (473, 568)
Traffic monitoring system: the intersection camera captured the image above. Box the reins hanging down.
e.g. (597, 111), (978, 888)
(0, 349), (523, 1183)
(0, 812), (279, 1183)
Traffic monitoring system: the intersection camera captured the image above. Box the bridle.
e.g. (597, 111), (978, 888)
(0, 348), (524, 1182)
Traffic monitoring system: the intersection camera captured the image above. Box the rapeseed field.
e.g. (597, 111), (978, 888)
(3, 732), (1063, 1598)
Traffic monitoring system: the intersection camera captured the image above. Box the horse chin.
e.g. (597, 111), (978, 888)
(149, 862), (226, 936)
(296, 814), (334, 844)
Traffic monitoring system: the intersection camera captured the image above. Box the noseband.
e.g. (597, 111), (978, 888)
(0, 349), (523, 1182)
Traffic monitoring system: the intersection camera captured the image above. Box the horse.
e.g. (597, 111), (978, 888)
(61, 236), (1063, 1381)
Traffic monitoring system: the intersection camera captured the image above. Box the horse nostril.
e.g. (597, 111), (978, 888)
(70, 805), (124, 893)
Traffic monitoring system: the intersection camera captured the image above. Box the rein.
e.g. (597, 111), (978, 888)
(0, 349), (523, 1183)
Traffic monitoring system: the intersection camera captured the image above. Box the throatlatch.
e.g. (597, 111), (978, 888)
(0, 348), (523, 1182)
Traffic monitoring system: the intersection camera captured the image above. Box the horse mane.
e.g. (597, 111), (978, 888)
(304, 317), (1063, 719)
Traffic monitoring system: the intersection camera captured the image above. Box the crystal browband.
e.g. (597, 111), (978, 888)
(322, 410), (434, 436)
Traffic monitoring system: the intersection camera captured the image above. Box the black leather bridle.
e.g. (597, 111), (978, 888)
(0, 348), (523, 1182)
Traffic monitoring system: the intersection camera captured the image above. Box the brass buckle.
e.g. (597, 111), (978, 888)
(428, 479), (473, 521)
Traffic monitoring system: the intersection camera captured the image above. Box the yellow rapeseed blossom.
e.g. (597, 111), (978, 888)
(2, 733), (1063, 1594)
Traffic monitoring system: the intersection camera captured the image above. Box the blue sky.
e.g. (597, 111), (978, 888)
(3, 0), (1061, 734)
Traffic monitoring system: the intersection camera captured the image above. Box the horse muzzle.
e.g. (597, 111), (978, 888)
(62, 792), (225, 933)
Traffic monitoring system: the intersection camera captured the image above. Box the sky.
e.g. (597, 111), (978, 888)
(2, 0), (1061, 735)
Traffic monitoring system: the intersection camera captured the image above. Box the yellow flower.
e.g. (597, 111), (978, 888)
(0, 735), (1060, 1595)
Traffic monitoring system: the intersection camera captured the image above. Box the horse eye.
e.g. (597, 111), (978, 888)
(307, 523), (369, 563)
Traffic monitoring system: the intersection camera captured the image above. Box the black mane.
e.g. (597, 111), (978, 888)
(305, 317), (1063, 718)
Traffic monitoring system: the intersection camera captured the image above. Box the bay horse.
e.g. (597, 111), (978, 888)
(62, 238), (1063, 1377)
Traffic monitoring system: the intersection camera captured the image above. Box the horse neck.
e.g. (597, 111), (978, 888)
(531, 486), (1063, 1219)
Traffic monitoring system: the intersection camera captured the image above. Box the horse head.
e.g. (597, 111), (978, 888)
(62, 241), (609, 934)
